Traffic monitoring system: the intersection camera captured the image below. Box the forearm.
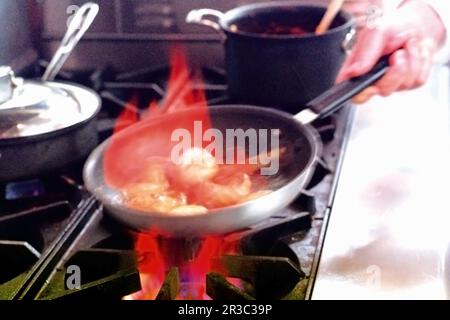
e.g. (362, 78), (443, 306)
(422, 0), (450, 62)
(399, 0), (449, 62)
(400, 0), (446, 44)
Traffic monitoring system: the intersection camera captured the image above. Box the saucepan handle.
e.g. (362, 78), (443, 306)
(341, 26), (357, 54)
(186, 9), (225, 34)
(295, 56), (390, 125)
(42, 2), (99, 81)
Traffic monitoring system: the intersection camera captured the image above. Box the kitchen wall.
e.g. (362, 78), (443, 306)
(0, 0), (37, 70)
(39, 0), (262, 71)
(39, 0), (330, 71)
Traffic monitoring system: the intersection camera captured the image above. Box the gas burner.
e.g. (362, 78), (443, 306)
(32, 181), (322, 300)
(35, 208), (312, 300)
(0, 175), (85, 216)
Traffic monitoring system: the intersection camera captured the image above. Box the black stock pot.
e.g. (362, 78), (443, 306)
(187, 1), (356, 113)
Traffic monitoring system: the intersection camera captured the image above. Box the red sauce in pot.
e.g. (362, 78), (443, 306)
(263, 23), (309, 35)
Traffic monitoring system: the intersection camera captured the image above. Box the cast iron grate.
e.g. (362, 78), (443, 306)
(0, 176), (93, 300)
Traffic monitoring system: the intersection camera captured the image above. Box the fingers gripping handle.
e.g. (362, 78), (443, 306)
(295, 56), (390, 124)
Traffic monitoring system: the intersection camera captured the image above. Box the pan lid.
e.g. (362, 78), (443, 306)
(0, 66), (97, 139)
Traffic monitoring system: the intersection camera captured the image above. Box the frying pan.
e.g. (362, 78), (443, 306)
(83, 57), (389, 237)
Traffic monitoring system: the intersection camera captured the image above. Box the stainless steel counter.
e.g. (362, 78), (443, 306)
(312, 66), (450, 300)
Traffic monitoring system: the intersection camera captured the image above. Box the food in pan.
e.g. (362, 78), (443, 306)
(263, 23), (308, 35)
(230, 22), (309, 36)
(120, 147), (279, 214)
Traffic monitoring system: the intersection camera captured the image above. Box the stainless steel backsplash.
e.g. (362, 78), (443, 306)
(39, 0), (313, 71)
(1, 0), (331, 71)
(39, 0), (245, 71)
(0, 0), (37, 71)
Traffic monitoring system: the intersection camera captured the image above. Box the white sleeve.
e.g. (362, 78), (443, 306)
(422, 0), (450, 63)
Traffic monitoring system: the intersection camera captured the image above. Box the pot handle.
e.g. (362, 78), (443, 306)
(295, 56), (390, 124)
(42, 3), (99, 81)
(186, 9), (224, 33)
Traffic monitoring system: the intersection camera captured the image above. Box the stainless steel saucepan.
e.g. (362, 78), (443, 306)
(0, 3), (101, 182)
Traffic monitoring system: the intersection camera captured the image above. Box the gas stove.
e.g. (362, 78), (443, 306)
(0, 58), (354, 300)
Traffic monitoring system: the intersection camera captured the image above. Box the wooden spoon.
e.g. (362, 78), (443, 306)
(315, 0), (345, 35)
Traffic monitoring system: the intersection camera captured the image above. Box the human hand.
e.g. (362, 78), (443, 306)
(337, 0), (446, 103)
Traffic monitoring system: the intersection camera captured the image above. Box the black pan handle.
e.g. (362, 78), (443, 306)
(295, 56), (390, 124)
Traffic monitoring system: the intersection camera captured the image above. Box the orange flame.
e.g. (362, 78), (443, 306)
(103, 45), (211, 190)
(113, 94), (139, 134)
(131, 233), (167, 300)
(106, 46), (255, 300)
(144, 46), (206, 118)
(127, 234), (238, 300)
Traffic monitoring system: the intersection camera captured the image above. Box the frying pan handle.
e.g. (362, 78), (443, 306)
(295, 56), (389, 124)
